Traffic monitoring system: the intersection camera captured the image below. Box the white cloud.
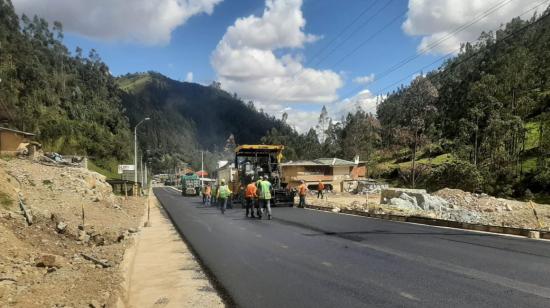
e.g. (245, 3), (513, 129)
(185, 71), (194, 82)
(353, 73), (375, 85)
(211, 0), (343, 104)
(330, 89), (382, 121)
(403, 0), (543, 54)
(255, 89), (383, 133)
(12, 0), (223, 45)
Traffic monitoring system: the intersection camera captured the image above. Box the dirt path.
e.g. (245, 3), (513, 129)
(121, 194), (224, 308)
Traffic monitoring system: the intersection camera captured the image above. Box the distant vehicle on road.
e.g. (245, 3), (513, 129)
(164, 179), (176, 186)
(181, 173), (200, 196)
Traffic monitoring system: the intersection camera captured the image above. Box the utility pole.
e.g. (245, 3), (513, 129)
(145, 163), (148, 189)
(134, 117), (150, 183)
(141, 156), (144, 188)
(201, 151), (204, 188)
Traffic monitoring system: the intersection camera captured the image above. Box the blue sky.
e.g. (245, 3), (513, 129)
(12, 0), (543, 131)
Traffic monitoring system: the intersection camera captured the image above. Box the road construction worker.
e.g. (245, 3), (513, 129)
(202, 185), (207, 204)
(204, 183), (212, 207)
(245, 181), (258, 218)
(317, 180), (325, 199)
(217, 179), (232, 214)
(258, 175), (273, 220)
(211, 184), (217, 205)
(298, 180), (308, 208)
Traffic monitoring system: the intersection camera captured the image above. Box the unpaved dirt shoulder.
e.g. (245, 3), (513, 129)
(119, 193), (224, 308)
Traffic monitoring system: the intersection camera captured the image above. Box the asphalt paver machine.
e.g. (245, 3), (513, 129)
(231, 145), (295, 207)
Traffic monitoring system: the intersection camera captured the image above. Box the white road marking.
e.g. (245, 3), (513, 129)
(321, 261), (333, 267)
(399, 292), (419, 301)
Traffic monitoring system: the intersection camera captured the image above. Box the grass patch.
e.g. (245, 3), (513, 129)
(376, 153), (454, 171)
(534, 194), (550, 205)
(417, 153), (454, 165)
(0, 192), (14, 209)
(524, 122), (541, 151)
(118, 74), (152, 92)
(88, 160), (120, 180)
(0, 154), (14, 161)
(522, 157), (538, 173)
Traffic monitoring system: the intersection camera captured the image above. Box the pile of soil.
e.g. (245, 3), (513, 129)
(0, 157), (145, 307)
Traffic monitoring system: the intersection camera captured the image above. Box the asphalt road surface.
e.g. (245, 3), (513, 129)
(154, 187), (550, 308)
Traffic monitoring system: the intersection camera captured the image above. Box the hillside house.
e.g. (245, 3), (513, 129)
(351, 161), (368, 179)
(281, 158), (356, 192)
(215, 161), (236, 183)
(0, 127), (35, 156)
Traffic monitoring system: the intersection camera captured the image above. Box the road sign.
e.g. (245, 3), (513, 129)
(118, 164), (135, 174)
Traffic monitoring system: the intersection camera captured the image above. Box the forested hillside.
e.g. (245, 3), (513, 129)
(377, 9), (550, 198)
(0, 0), (284, 174)
(0, 0), (131, 169)
(118, 72), (288, 171)
(266, 8), (550, 200)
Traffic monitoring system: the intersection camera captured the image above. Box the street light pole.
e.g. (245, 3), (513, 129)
(201, 151), (204, 188)
(134, 117), (150, 183)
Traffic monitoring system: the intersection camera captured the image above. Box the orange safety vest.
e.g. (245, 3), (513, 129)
(245, 183), (257, 198)
(298, 184), (308, 196)
(205, 186), (212, 196)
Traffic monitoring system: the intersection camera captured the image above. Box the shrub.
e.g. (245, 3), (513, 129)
(426, 160), (483, 192)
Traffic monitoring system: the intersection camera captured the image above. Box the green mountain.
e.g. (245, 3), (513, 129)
(0, 0), (132, 170)
(118, 72), (286, 171)
(0, 0), (285, 175)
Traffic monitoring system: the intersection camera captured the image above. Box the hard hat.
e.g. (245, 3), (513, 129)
(221, 179), (226, 184)
(263, 175), (269, 180)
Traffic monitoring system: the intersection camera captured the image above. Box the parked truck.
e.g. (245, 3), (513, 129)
(230, 145), (295, 207)
(181, 173), (200, 196)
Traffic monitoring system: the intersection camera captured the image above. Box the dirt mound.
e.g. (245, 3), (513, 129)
(0, 157), (145, 307)
(306, 188), (550, 230)
(433, 188), (512, 212)
(433, 188), (550, 229)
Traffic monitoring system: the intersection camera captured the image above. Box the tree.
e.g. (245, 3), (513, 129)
(340, 110), (380, 161)
(315, 105), (330, 143)
(402, 76), (438, 188)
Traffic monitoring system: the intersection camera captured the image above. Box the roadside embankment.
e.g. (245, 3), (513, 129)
(0, 157), (144, 307)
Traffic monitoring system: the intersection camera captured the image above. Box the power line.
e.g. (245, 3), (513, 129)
(374, 0), (550, 97)
(372, 0), (515, 85)
(330, 9), (407, 68)
(312, 0), (395, 67)
(277, 1), (398, 112)
(306, 0), (379, 65)
(257, 2), (385, 112)
(312, 0), (516, 107)
(340, 0), (549, 102)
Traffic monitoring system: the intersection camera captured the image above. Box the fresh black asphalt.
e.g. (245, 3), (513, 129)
(154, 187), (550, 308)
